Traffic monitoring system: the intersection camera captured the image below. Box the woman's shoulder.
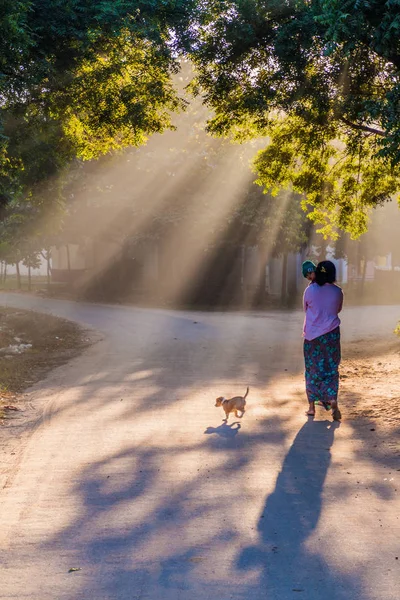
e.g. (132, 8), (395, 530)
(326, 283), (344, 300)
(304, 282), (317, 296)
(323, 282), (342, 291)
(331, 283), (343, 293)
(313, 283), (343, 299)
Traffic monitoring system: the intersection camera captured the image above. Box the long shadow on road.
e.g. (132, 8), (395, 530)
(33, 415), (370, 600)
(237, 419), (364, 600)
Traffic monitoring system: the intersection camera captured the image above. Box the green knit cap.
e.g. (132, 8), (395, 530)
(302, 260), (316, 278)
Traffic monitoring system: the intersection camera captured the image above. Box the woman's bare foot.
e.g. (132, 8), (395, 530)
(305, 402), (315, 416)
(331, 401), (342, 421)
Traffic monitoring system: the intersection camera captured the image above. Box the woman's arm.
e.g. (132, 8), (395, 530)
(303, 288), (309, 312)
(338, 289), (343, 313)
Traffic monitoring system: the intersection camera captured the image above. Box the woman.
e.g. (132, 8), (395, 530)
(303, 260), (343, 421)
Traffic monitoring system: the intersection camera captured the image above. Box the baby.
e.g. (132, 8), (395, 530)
(302, 260), (316, 284)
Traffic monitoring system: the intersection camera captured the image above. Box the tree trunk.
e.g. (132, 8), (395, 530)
(354, 241), (360, 290)
(360, 256), (367, 294)
(65, 244), (71, 285)
(28, 265), (31, 291)
(45, 249), (51, 290)
(255, 244), (269, 306)
(66, 244), (71, 271)
(241, 245), (246, 306)
(319, 238), (328, 261)
(3, 263), (7, 285)
(16, 262), (21, 289)
(281, 253), (288, 304)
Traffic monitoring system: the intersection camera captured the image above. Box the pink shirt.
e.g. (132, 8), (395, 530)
(303, 283), (343, 341)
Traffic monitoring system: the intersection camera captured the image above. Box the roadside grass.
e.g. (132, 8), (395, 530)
(0, 275), (48, 292)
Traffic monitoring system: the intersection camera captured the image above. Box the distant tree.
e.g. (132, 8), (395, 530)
(232, 183), (311, 303)
(0, 200), (42, 288)
(261, 193), (311, 303)
(22, 248), (41, 291)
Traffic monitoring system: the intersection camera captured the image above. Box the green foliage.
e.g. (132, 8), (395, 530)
(0, 1), (32, 82)
(0, 0), (195, 205)
(254, 114), (400, 238)
(3, 0), (400, 245)
(52, 36), (186, 160)
(186, 0), (400, 237)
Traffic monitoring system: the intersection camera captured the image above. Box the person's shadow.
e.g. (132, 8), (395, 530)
(237, 419), (357, 599)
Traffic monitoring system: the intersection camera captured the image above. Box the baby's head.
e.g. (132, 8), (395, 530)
(302, 260), (316, 282)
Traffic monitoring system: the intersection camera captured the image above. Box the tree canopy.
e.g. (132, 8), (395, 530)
(1, 1), (400, 240)
(0, 0), (194, 207)
(185, 0), (400, 236)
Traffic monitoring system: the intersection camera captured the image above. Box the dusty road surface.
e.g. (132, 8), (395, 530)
(0, 292), (399, 600)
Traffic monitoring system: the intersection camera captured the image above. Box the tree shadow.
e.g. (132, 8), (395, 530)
(1, 294), (398, 599)
(26, 416), (368, 600)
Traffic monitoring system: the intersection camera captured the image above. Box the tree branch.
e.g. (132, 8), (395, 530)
(384, 53), (400, 71)
(340, 117), (385, 137)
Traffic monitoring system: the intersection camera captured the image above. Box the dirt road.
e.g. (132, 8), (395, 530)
(0, 293), (399, 600)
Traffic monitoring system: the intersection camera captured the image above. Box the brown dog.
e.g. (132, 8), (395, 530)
(215, 387), (249, 422)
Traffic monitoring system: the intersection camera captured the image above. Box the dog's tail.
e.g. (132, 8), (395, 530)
(244, 386), (249, 400)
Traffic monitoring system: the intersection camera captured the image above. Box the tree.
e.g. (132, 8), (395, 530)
(185, 0), (400, 237)
(22, 248), (41, 291)
(0, 198), (45, 289)
(228, 183), (311, 302)
(0, 1), (195, 208)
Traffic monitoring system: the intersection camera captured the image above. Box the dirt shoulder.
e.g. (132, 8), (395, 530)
(1, 308), (96, 487)
(342, 338), (400, 428)
(339, 338), (400, 466)
(0, 308), (92, 406)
